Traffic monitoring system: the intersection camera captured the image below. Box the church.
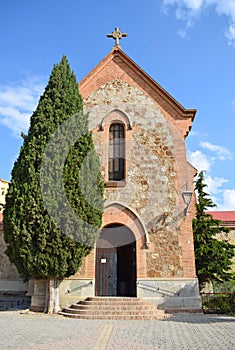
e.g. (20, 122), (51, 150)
(48, 28), (201, 312)
(2, 28), (202, 313)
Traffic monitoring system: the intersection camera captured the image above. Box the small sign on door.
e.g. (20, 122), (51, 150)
(101, 258), (107, 264)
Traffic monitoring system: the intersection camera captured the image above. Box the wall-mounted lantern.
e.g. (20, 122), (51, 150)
(182, 190), (193, 216)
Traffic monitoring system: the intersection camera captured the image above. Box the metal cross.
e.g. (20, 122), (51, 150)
(106, 27), (128, 49)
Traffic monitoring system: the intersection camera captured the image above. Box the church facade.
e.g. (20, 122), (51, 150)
(52, 45), (202, 311)
(0, 38), (202, 311)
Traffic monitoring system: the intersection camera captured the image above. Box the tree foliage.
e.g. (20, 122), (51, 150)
(3, 56), (104, 283)
(193, 171), (235, 289)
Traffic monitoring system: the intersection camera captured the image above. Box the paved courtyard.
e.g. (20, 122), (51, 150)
(0, 311), (234, 350)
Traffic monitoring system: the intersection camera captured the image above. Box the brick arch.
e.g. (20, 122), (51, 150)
(100, 109), (132, 131)
(103, 202), (149, 245)
(102, 202), (148, 279)
(99, 110), (133, 184)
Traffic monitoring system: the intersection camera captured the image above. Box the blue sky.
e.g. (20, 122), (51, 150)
(0, 0), (235, 210)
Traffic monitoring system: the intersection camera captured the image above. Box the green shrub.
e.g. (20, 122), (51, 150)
(202, 293), (235, 315)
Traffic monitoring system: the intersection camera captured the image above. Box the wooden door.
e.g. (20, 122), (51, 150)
(95, 224), (136, 297)
(95, 247), (117, 296)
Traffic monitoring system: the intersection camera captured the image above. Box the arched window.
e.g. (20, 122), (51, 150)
(109, 123), (125, 181)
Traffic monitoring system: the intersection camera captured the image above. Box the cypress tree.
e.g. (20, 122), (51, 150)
(3, 56), (104, 312)
(193, 171), (235, 290)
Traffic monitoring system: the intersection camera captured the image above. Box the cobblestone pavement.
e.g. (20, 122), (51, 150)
(0, 311), (234, 350)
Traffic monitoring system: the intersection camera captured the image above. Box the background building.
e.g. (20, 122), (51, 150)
(0, 179), (28, 293)
(0, 178), (9, 214)
(207, 211), (235, 272)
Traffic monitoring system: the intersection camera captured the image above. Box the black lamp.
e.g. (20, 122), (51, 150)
(182, 190), (193, 216)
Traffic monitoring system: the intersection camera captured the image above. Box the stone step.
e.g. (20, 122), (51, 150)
(71, 303), (154, 311)
(59, 311), (163, 320)
(63, 307), (157, 316)
(60, 297), (167, 320)
(86, 297), (142, 302)
(79, 299), (151, 306)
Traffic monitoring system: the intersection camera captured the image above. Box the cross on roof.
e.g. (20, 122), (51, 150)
(106, 27), (128, 49)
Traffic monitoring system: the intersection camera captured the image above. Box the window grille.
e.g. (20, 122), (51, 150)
(109, 123), (125, 180)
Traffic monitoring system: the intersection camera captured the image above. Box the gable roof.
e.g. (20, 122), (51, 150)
(79, 47), (196, 138)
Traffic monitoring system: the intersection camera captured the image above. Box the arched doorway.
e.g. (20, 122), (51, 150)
(95, 224), (136, 297)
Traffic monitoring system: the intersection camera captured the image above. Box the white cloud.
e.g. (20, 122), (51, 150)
(194, 172), (235, 209)
(200, 141), (233, 160)
(232, 98), (235, 111)
(162, 0), (235, 44)
(194, 173), (235, 210)
(0, 106), (29, 133)
(222, 189), (235, 209)
(188, 144), (235, 208)
(163, 0), (204, 10)
(217, 189), (235, 210)
(188, 149), (212, 171)
(178, 29), (188, 38)
(226, 23), (235, 43)
(205, 175), (228, 194)
(0, 77), (45, 137)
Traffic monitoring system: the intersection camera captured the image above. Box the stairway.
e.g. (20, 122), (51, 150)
(59, 297), (167, 320)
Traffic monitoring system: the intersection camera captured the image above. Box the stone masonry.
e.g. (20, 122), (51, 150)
(15, 47), (202, 311)
(85, 79), (184, 278)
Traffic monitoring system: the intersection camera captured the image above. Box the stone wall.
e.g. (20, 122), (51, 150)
(137, 278), (201, 311)
(84, 78), (196, 279)
(0, 222), (20, 280)
(215, 228), (235, 271)
(229, 229), (235, 270)
(0, 179), (9, 214)
(0, 222), (27, 292)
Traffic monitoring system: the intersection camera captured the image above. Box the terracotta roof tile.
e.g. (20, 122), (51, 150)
(206, 211), (235, 222)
